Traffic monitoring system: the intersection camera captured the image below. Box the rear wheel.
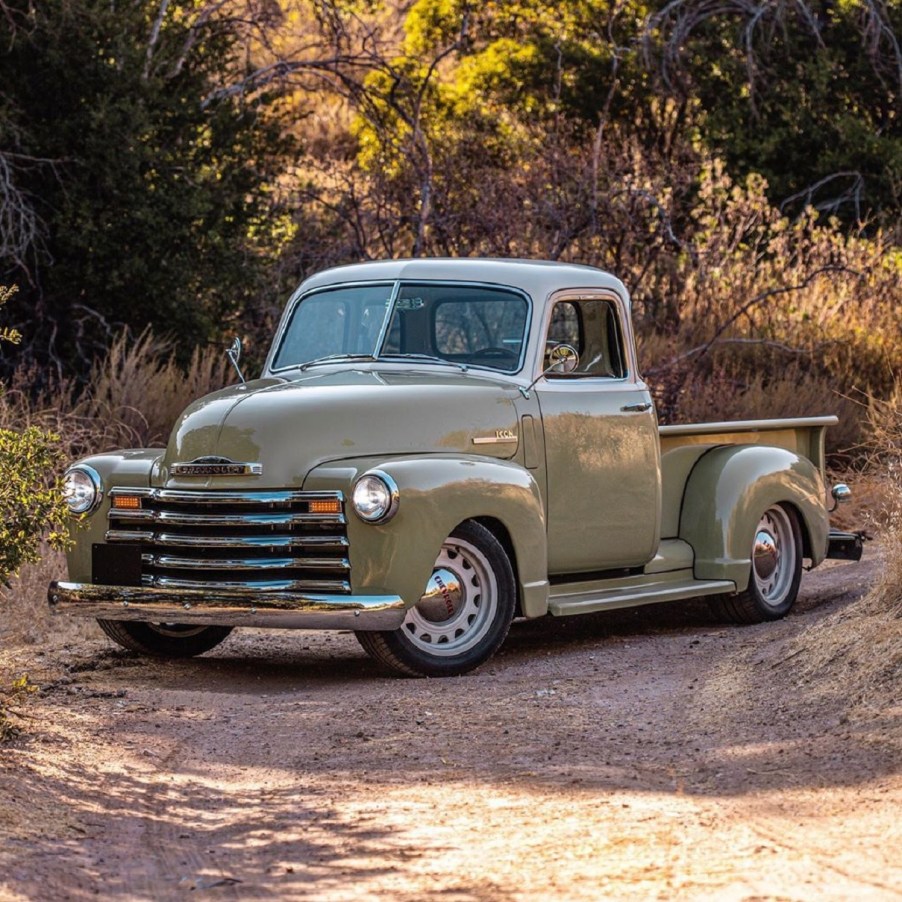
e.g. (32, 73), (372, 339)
(356, 520), (516, 677)
(716, 504), (803, 624)
(97, 620), (233, 658)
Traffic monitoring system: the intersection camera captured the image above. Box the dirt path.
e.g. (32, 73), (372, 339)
(0, 554), (899, 901)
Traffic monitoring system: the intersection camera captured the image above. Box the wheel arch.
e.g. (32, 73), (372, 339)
(304, 455), (550, 616)
(678, 444), (828, 591)
(473, 515), (523, 617)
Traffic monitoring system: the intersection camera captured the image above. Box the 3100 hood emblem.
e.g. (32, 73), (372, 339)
(171, 456), (263, 477)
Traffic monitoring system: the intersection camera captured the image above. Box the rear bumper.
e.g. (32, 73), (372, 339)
(47, 581), (406, 631)
(826, 529), (864, 562)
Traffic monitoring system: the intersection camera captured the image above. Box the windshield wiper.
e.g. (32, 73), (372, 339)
(299, 353), (378, 371)
(377, 353), (469, 372)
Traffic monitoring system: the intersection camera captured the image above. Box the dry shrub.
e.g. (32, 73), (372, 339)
(638, 163), (902, 456)
(793, 393), (902, 712)
(655, 358), (863, 455)
(79, 329), (233, 449)
(0, 329), (234, 462)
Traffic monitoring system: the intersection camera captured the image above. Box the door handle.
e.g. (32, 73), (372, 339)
(621, 402), (652, 413)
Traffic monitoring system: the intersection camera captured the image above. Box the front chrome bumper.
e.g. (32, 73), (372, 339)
(47, 581), (407, 631)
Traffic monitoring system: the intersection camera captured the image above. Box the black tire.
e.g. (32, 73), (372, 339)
(355, 520), (516, 677)
(97, 620), (233, 658)
(715, 503), (803, 624)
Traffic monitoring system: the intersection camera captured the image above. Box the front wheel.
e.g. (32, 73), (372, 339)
(716, 503), (803, 624)
(97, 620), (233, 658)
(356, 521), (516, 677)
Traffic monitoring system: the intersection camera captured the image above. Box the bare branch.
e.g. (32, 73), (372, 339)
(653, 265), (864, 376)
(0, 152), (43, 275)
(143, 0), (170, 81)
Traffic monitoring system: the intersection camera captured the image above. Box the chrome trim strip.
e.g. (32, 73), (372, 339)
(144, 575), (351, 593)
(106, 529), (155, 543)
(109, 510), (346, 527)
(48, 581), (405, 631)
(472, 435), (518, 445)
(108, 488), (344, 505)
(146, 554), (350, 572)
(106, 531), (349, 550)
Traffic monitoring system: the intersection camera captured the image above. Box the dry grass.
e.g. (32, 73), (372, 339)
(0, 328), (234, 461)
(637, 165), (902, 452)
(794, 509), (901, 713)
(792, 396), (902, 711)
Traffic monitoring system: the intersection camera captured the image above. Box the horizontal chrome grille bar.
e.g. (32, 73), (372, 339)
(106, 530), (348, 550)
(104, 487), (352, 595)
(144, 554), (350, 572)
(144, 575), (351, 593)
(110, 510), (346, 527)
(109, 488), (343, 506)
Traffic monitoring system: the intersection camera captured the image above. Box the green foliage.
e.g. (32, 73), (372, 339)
(0, 287), (69, 582)
(646, 0), (902, 224)
(0, 286), (21, 345)
(0, 426), (71, 581)
(0, 0), (294, 369)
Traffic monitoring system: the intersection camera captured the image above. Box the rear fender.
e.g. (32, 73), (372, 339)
(304, 455), (549, 616)
(679, 445), (828, 590)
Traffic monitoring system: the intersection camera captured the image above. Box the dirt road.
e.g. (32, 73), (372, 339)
(0, 553), (899, 900)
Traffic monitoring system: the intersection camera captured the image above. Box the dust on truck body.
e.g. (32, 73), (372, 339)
(49, 259), (861, 677)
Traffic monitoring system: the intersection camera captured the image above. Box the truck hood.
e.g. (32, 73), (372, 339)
(161, 368), (522, 488)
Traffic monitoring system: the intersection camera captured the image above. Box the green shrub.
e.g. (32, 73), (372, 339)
(0, 287), (69, 584)
(0, 426), (69, 581)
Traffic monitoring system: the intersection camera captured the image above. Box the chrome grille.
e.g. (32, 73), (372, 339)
(106, 489), (350, 593)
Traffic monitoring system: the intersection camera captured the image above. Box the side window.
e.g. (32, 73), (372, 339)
(546, 298), (626, 378)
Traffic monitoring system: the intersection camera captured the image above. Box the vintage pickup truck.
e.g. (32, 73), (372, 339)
(50, 259), (860, 676)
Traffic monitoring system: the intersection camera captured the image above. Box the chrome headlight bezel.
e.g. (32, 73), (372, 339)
(63, 465), (103, 515)
(351, 471), (400, 524)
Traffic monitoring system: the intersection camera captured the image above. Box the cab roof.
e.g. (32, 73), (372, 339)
(296, 258), (629, 309)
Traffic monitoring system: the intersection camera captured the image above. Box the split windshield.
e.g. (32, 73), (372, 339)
(271, 281), (530, 373)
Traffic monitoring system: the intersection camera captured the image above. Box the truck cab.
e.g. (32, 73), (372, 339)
(50, 259), (858, 676)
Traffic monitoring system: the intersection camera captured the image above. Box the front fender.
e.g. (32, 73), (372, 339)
(679, 445), (828, 590)
(304, 455), (550, 616)
(64, 449), (164, 582)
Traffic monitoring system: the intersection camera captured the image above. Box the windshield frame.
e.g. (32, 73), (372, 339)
(267, 279), (533, 376)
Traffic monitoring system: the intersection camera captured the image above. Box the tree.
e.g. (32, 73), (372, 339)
(644, 0), (902, 224)
(0, 0), (294, 372)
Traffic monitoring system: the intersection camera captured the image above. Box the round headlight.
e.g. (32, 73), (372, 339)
(63, 466), (103, 515)
(352, 473), (399, 523)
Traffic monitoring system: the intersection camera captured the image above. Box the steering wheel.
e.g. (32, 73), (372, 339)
(472, 347), (518, 361)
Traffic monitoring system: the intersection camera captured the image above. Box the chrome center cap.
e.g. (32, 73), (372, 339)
(416, 567), (462, 623)
(753, 530), (778, 580)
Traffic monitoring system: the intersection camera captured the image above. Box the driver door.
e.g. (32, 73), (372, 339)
(536, 293), (661, 575)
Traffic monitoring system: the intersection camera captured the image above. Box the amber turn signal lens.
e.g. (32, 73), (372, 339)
(309, 499), (341, 515)
(112, 495), (142, 510)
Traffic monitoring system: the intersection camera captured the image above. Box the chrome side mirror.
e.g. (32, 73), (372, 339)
(829, 483), (852, 512)
(520, 343), (581, 398)
(227, 336), (246, 384)
(547, 343), (579, 375)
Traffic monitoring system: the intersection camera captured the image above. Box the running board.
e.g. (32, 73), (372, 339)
(549, 576), (736, 617)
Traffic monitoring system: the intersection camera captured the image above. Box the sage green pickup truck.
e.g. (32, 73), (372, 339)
(50, 259), (860, 676)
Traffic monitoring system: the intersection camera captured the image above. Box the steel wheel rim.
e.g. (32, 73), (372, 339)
(402, 536), (498, 656)
(752, 506), (796, 607)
